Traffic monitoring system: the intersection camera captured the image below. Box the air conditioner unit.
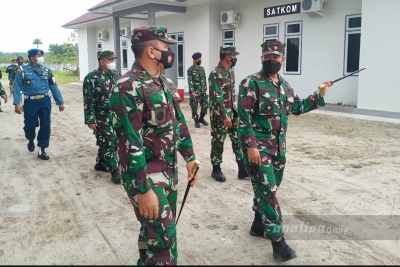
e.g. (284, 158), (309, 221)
(300, 0), (327, 13)
(119, 27), (131, 38)
(220, 10), (240, 25)
(98, 30), (109, 41)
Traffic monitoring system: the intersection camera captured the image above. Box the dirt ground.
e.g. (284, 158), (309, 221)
(0, 83), (399, 265)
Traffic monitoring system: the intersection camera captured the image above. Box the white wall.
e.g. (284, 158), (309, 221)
(218, 0), (362, 105)
(78, 27), (98, 81)
(358, 0), (400, 113)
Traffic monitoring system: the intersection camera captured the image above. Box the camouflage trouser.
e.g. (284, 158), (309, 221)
(244, 150), (286, 242)
(9, 80), (14, 95)
(94, 123), (118, 172)
(189, 92), (208, 120)
(127, 186), (178, 266)
(210, 116), (243, 166)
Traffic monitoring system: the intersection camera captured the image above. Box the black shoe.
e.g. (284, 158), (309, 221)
(28, 140), (35, 152)
(94, 163), (108, 173)
(198, 117), (209, 126)
(111, 170), (121, 184)
(237, 159), (249, 180)
(194, 119), (200, 128)
(250, 211), (264, 237)
(272, 238), (297, 262)
(37, 148), (50, 160)
(211, 170), (226, 182)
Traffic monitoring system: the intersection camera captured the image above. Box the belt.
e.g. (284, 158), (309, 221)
(24, 92), (51, 100)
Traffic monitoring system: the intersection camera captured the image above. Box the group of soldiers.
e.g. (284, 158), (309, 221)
(0, 56), (24, 112)
(5, 25), (333, 265)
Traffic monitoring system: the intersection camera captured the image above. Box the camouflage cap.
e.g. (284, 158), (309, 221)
(220, 45), (240, 55)
(97, 50), (117, 60)
(261, 40), (285, 56)
(131, 26), (176, 46)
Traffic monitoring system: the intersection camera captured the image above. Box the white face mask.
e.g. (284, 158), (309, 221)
(36, 57), (44, 65)
(106, 62), (116, 71)
(13, 63), (17, 66)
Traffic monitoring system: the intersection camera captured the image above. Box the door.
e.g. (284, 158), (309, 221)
(165, 35), (178, 86)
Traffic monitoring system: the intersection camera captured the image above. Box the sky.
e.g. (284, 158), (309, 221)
(0, 0), (102, 53)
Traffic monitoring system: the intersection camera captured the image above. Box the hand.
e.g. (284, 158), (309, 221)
(88, 124), (97, 130)
(319, 80), (334, 97)
(137, 189), (159, 220)
(223, 118), (232, 128)
(191, 92), (196, 97)
(1, 95), (7, 104)
(186, 160), (199, 187)
(15, 104), (23, 114)
(58, 104), (65, 112)
(247, 148), (261, 165)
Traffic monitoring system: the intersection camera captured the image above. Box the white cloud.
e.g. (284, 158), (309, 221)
(0, 0), (101, 53)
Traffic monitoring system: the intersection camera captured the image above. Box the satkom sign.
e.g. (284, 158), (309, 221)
(264, 2), (301, 18)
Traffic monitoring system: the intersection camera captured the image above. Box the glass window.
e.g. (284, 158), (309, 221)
(222, 29), (235, 47)
(97, 42), (102, 52)
(263, 23), (279, 43)
(344, 15), (361, 75)
(178, 44), (184, 78)
(284, 21), (302, 75)
(178, 33), (184, 42)
(122, 49), (128, 69)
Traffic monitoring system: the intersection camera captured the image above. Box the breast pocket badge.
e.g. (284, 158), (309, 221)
(26, 80), (31, 85)
(154, 108), (167, 124)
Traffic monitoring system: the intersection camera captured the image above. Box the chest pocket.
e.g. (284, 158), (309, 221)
(258, 86), (279, 116)
(143, 84), (172, 127)
(282, 84), (295, 115)
(95, 79), (108, 94)
(23, 73), (34, 86)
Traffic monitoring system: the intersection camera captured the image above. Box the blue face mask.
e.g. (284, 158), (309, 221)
(36, 57), (44, 66)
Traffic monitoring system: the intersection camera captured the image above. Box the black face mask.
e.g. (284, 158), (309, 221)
(230, 58), (237, 67)
(196, 60), (202, 66)
(263, 60), (281, 75)
(155, 47), (175, 69)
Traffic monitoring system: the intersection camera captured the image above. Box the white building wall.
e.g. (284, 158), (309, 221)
(78, 27), (98, 81)
(358, 0), (400, 113)
(218, 0), (362, 105)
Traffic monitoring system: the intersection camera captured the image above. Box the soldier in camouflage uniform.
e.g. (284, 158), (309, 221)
(6, 59), (18, 97)
(237, 40), (333, 262)
(208, 45), (248, 182)
(110, 26), (199, 266)
(187, 52), (209, 128)
(0, 75), (8, 112)
(82, 50), (121, 184)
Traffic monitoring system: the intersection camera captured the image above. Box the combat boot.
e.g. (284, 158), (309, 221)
(211, 165), (226, 182)
(194, 119), (200, 128)
(237, 159), (249, 179)
(198, 114), (209, 126)
(272, 238), (297, 262)
(111, 169), (121, 184)
(94, 163), (108, 172)
(250, 211), (264, 237)
(37, 147), (50, 160)
(27, 140), (35, 152)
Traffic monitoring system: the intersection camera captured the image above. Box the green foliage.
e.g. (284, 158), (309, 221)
(52, 71), (79, 84)
(33, 38), (43, 48)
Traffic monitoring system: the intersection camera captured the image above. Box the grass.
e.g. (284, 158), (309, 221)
(0, 67), (79, 85)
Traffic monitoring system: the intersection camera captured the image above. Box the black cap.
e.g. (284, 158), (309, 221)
(192, 52), (202, 60)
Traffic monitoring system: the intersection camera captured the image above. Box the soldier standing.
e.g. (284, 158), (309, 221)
(208, 45), (248, 182)
(82, 50), (121, 184)
(237, 40), (333, 262)
(6, 59), (18, 97)
(0, 74), (8, 112)
(13, 49), (65, 160)
(110, 26), (199, 266)
(187, 52), (209, 128)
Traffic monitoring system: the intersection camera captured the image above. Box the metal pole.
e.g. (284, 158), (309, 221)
(148, 6), (156, 26)
(113, 15), (122, 74)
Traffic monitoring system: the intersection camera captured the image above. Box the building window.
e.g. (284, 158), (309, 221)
(284, 20), (302, 75)
(263, 23), (279, 43)
(170, 33), (185, 78)
(97, 42), (102, 52)
(121, 40), (128, 69)
(222, 29), (235, 46)
(344, 14), (361, 76)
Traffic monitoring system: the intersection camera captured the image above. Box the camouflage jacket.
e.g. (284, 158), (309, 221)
(6, 65), (19, 81)
(110, 61), (196, 194)
(187, 65), (207, 94)
(82, 68), (120, 125)
(237, 70), (325, 157)
(0, 82), (5, 96)
(208, 62), (236, 121)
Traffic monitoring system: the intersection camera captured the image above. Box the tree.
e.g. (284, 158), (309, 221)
(32, 38), (43, 48)
(67, 29), (79, 76)
(48, 44), (65, 55)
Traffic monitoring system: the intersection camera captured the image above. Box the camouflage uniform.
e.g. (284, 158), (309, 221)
(0, 70), (4, 111)
(82, 51), (120, 173)
(110, 26), (196, 266)
(187, 64), (208, 120)
(237, 41), (326, 242)
(208, 46), (243, 166)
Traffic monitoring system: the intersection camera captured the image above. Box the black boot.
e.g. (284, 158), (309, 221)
(237, 159), (249, 179)
(94, 163), (108, 172)
(198, 115), (209, 126)
(27, 140), (35, 152)
(272, 238), (297, 262)
(194, 119), (200, 128)
(37, 147), (50, 160)
(111, 169), (121, 184)
(249, 211), (264, 237)
(211, 165), (226, 182)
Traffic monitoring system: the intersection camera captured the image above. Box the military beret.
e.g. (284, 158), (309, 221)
(261, 40), (285, 56)
(28, 48), (44, 56)
(97, 50), (117, 60)
(192, 52), (202, 59)
(131, 26), (176, 46)
(220, 45), (240, 55)
(17, 56), (24, 60)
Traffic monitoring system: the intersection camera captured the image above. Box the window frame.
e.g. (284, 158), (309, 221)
(97, 42), (102, 52)
(169, 32), (185, 79)
(283, 20), (303, 75)
(263, 23), (279, 43)
(121, 40), (128, 70)
(344, 14), (362, 76)
(222, 29), (235, 47)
